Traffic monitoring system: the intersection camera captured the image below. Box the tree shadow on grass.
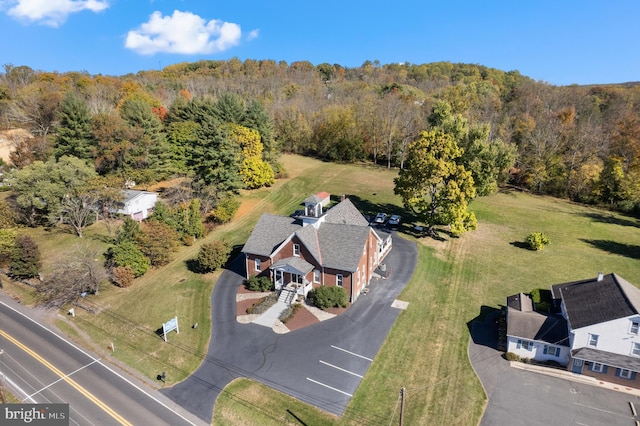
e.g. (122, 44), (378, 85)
(580, 239), (640, 259)
(580, 212), (640, 229)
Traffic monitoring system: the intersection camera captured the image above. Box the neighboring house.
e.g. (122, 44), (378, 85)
(552, 273), (640, 386)
(116, 190), (158, 221)
(242, 192), (392, 304)
(505, 292), (570, 365)
(506, 273), (640, 387)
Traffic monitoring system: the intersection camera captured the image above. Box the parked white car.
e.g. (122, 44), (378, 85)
(374, 212), (388, 224)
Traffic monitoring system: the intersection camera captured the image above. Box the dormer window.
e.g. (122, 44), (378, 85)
(293, 243), (300, 257)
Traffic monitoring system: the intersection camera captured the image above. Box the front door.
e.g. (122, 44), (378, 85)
(275, 270), (283, 288)
(571, 358), (583, 374)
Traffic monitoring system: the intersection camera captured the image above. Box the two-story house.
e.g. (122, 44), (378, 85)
(241, 193), (392, 304)
(551, 273), (640, 386)
(507, 273), (640, 387)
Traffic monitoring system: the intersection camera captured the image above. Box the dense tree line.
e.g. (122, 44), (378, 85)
(2, 60), (640, 216)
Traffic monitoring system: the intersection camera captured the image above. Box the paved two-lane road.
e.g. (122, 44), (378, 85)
(0, 298), (205, 426)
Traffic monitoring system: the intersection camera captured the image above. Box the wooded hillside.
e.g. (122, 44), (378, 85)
(1, 60), (640, 213)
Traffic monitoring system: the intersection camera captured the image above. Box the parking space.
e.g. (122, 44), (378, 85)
(306, 345), (373, 398)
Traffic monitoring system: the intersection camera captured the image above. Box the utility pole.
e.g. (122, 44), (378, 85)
(399, 387), (405, 426)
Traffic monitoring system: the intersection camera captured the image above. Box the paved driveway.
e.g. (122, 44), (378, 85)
(162, 232), (418, 423)
(469, 311), (640, 426)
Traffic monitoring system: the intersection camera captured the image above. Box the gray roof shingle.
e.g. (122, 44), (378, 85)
(572, 347), (640, 371)
(507, 309), (569, 345)
(551, 273), (640, 330)
(317, 223), (369, 272)
(323, 199), (369, 226)
(241, 214), (301, 256)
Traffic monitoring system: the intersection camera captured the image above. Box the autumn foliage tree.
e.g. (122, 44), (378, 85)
(394, 129), (477, 237)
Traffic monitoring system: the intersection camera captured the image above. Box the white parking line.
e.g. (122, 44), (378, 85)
(331, 345), (373, 362)
(306, 378), (353, 397)
(574, 402), (633, 419)
(319, 360), (363, 378)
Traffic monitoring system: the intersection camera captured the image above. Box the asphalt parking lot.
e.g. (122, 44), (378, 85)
(470, 311), (640, 426)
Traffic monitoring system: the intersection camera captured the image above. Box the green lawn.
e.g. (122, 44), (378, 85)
(6, 155), (640, 425)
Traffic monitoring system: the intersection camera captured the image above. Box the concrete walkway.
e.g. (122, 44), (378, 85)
(251, 301), (288, 327)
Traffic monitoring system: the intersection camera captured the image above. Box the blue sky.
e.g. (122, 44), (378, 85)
(0, 1), (638, 86)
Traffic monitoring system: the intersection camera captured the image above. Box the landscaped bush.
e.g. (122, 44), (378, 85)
(525, 232), (550, 250)
(209, 196), (241, 224)
(307, 286), (348, 310)
(246, 293), (277, 315)
(279, 303), (302, 323)
(105, 241), (150, 278)
(195, 240), (231, 273)
(505, 352), (519, 362)
(111, 266), (135, 287)
(246, 275), (273, 292)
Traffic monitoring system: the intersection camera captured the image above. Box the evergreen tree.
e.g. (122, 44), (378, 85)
(55, 93), (94, 160)
(10, 235), (41, 279)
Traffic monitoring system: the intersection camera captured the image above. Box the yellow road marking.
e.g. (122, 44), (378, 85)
(0, 330), (132, 426)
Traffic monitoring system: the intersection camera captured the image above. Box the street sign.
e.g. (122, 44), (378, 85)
(162, 316), (179, 342)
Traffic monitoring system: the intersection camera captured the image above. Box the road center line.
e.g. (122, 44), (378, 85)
(306, 377), (353, 397)
(331, 345), (373, 362)
(319, 360), (363, 378)
(0, 330), (132, 426)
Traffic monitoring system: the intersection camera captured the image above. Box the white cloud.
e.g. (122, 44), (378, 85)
(125, 10), (242, 56)
(5, 0), (109, 27)
(247, 28), (259, 41)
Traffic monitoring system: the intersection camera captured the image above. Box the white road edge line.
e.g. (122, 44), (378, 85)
(306, 378), (352, 397)
(319, 360), (363, 378)
(1, 301), (198, 426)
(331, 345), (373, 362)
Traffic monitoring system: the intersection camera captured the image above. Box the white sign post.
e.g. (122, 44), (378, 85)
(162, 316), (179, 342)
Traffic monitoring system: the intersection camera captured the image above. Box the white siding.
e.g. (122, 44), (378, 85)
(572, 315), (640, 356)
(506, 335), (570, 365)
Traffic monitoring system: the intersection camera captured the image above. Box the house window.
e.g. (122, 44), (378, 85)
(313, 270), (320, 283)
(588, 334), (599, 347)
(255, 258), (261, 272)
(633, 342), (640, 356)
(516, 339), (533, 351)
(619, 369), (633, 379)
(591, 362), (605, 373)
(336, 274), (343, 287)
(293, 243), (300, 257)
(631, 321), (640, 335)
(543, 345), (560, 357)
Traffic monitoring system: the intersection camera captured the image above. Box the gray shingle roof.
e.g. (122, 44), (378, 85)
(323, 198), (369, 226)
(551, 273), (640, 330)
(507, 293), (533, 312)
(241, 214), (301, 256)
(507, 309), (569, 345)
(271, 257), (314, 275)
(242, 197), (376, 273)
(317, 223), (369, 272)
(572, 347), (640, 371)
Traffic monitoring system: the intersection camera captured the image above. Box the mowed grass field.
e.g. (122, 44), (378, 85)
(7, 154), (640, 425)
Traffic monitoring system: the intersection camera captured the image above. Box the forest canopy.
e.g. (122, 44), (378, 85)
(1, 60), (640, 215)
